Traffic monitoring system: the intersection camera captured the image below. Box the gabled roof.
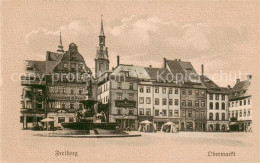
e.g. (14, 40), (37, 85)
(111, 64), (151, 80)
(24, 60), (46, 77)
(46, 51), (63, 74)
(229, 78), (251, 100)
(165, 59), (201, 83)
(145, 67), (173, 82)
(200, 75), (229, 94)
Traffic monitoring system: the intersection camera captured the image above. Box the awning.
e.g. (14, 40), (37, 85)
(41, 118), (55, 122)
(230, 122), (237, 125)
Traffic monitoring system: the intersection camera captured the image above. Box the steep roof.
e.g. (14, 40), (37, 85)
(24, 60), (46, 77)
(200, 75), (229, 94)
(145, 67), (173, 82)
(46, 51), (63, 74)
(111, 64), (151, 80)
(229, 78), (251, 100)
(165, 59), (201, 83)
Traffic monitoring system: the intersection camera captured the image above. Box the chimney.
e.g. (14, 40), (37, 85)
(163, 58), (166, 68)
(236, 79), (240, 82)
(247, 74), (252, 80)
(201, 64), (204, 75)
(117, 55), (120, 67)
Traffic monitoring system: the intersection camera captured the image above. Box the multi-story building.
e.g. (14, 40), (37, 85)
(97, 64), (151, 130)
(20, 31), (92, 128)
(138, 67), (181, 130)
(229, 75), (252, 131)
(200, 74), (229, 131)
(20, 60), (47, 129)
(45, 43), (92, 127)
(162, 58), (207, 131)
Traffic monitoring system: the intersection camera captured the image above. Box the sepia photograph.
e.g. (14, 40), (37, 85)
(0, 0), (259, 162)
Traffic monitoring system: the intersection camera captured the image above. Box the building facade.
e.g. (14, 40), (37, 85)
(229, 76), (252, 131)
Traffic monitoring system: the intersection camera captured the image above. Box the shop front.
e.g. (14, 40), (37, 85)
(154, 118), (179, 131)
(114, 115), (138, 131)
(207, 121), (229, 132)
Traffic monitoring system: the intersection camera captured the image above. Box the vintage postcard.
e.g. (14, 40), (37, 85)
(0, 0), (259, 162)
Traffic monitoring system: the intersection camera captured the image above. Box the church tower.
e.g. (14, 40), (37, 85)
(95, 15), (109, 78)
(57, 29), (64, 54)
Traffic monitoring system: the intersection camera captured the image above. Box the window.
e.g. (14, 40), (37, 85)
(239, 110), (242, 117)
(201, 101), (205, 107)
(155, 110), (159, 116)
(240, 101), (242, 106)
(61, 102), (66, 109)
(231, 111), (234, 117)
(146, 87), (150, 93)
(155, 98), (159, 105)
(78, 88), (83, 95)
(168, 88), (172, 94)
(215, 102), (219, 110)
(188, 100), (192, 107)
(209, 94), (213, 100)
(155, 87), (159, 93)
(117, 93), (122, 100)
(188, 111), (192, 118)
(169, 99), (173, 105)
(244, 100), (246, 105)
(174, 110), (179, 117)
(128, 93), (134, 101)
(162, 88), (166, 94)
(69, 117), (74, 122)
(70, 88), (74, 94)
(221, 102), (225, 110)
(188, 89), (192, 95)
(146, 97), (151, 104)
(232, 102), (234, 107)
(248, 109), (250, 116)
(195, 90), (199, 95)
(175, 99), (179, 106)
(117, 109), (121, 115)
(169, 110), (173, 116)
(78, 63), (83, 70)
(181, 89), (186, 95)
(117, 82), (122, 89)
(235, 111), (238, 118)
(222, 95), (225, 100)
(215, 94), (219, 100)
(248, 99), (250, 105)
(139, 87), (144, 93)
(210, 102), (213, 109)
(175, 89), (179, 94)
(49, 87), (54, 93)
(182, 111), (185, 117)
(79, 103), (83, 110)
(70, 102), (74, 109)
(162, 110), (167, 116)
(146, 109), (151, 116)
(129, 109), (134, 115)
(243, 109), (246, 117)
(63, 63), (68, 68)
(162, 98), (167, 105)
(139, 97), (144, 104)
(216, 113), (219, 120)
(71, 63), (76, 70)
(201, 90), (205, 96)
(58, 117), (65, 123)
(195, 101), (199, 107)
(222, 113), (225, 120)
(182, 100), (186, 106)
(209, 113), (213, 120)
(129, 83), (133, 90)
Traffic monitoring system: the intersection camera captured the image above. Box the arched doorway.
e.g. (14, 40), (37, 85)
(221, 124), (226, 131)
(210, 124), (213, 131)
(216, 124), (220, 131)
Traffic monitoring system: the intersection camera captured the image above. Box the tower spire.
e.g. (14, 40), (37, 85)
(57, 29), (64, 53)
(100, 14), (105, 36)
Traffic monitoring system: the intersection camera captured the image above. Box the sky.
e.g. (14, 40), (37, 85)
(1, 0), (259, 88)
